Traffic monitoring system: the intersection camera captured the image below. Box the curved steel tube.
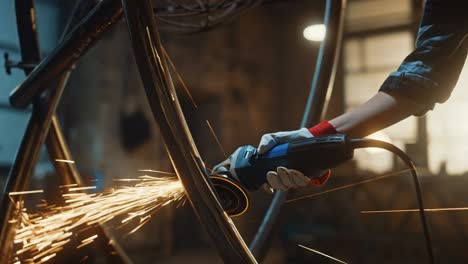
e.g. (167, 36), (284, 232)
(0, 61), (66, 262)
(121, 0), (257, 263)
(9, 0), (123, 109)
(155, 0), (264, 33)
(301, 0), (346, 126)
(0, 1), (62, 258)
(42, 1), (131, 261)
(0, 0), (131, 261)
(249, 0), (347, 259)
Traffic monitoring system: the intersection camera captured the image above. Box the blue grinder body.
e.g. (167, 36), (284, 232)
(231, 134), (353, 191)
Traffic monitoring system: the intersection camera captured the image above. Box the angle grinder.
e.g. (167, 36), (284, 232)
(208, 134), (435, 264)
(210, 134), (355, 217)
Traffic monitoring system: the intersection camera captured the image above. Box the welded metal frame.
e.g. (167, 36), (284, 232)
(121, 1), (256, 262)
(0, 0), (130, 262)
(9, 0), (124, 109)
(0, 0), (345, 262)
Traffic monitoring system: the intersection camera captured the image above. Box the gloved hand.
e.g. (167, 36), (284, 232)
(213, 121), (337, 191)
(213, 128), (314, 175)
(258, 128), (331, 190)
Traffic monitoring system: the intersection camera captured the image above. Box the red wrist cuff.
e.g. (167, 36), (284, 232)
(309, 169), (331, 186)
(308, 120), (337, 136)
(307, 121), (336, 186)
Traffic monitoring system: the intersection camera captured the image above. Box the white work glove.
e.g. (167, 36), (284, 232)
(258, 128), (329, 190)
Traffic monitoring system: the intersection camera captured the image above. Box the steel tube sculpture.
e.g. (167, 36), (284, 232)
(121, 0), (257, 263)
(9, 0), (123, 108)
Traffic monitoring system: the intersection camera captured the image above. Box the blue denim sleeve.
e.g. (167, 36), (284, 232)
(379, 22), (468, 114)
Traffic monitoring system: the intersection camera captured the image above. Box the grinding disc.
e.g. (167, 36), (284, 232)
(210, 175), (249, 217)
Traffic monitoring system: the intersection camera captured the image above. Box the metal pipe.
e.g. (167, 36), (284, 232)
(0, 78), (132, 263)
(39, 1), (131, 261)
(0, 1), (56, 259)
(14, 0), (41, 66)
(0, 0), (131, 262)
(46, 115), (81, 185)
(42, 0), (100, 191)
(249, 0), (347, 260)
(46, 116), (132, 264)
(0, 74), (66, 261)
(121, 0), (257, 262)
(301, 0), (346, 126)
(9, 0), (123, 108)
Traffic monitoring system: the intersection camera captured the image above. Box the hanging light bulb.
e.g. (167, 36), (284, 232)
(303, 24), (326, 42)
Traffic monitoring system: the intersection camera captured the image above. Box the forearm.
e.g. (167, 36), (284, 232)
(329, 91), (425, 138)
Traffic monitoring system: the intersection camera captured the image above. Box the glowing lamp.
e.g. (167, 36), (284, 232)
(303, 24), (326, 42)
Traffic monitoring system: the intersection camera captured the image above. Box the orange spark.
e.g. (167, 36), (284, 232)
(13, 176), (185, 263)
(206, 120), (227, 159)
(161, 46), (198, 108)
(298, 244), (348, 264)
(54, 159), (75, 164)
(59, 183), (78, 188)
(285, 169), (411, 204)
(9, 190), (44, 196)
(362, 207), (468, 214)
(68, 186), (96, 192)
(138, 169), (175, 175)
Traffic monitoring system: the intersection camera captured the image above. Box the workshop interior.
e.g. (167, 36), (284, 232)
(1, 0), (468, 263)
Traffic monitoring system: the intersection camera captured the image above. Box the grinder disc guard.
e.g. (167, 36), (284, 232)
(210, 175), (249, 217)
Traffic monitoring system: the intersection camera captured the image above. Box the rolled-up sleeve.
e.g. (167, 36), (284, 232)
(379, 0), (468, 114)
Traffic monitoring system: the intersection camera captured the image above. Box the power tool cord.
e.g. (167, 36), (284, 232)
(349, 138), (435, 264)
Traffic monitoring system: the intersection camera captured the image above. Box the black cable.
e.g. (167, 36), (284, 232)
(349, 138), (435, 264)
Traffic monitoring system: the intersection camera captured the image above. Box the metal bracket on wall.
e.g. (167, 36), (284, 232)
(4, 52), (38, 75)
